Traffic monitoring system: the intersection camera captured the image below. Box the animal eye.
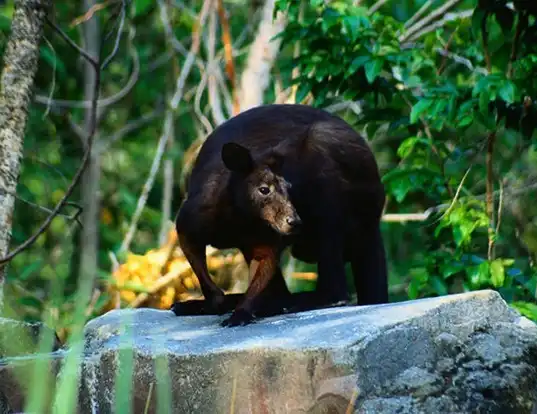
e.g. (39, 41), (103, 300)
(258, 185), (271, 195)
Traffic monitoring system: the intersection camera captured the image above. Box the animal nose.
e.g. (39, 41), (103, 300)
(286, 215), (302, 228)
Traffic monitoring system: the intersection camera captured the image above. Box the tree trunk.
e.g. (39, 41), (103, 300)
(77, 0), (101, 285)
(0, 0), (51, 309)
(238, 0), (287, 112)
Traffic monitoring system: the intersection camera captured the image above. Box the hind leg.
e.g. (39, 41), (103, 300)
(315, 226), (350, 307)
(298, 207), (351, 310)
(286, 202), (350, 312)
(351, 224), (388, 305)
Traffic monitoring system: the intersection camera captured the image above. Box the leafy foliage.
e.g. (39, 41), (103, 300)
(0, 0), (536, 331)
(276, 0), (537, 316)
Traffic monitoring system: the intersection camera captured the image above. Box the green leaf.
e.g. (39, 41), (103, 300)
(18, 296), (42, 309)
(511, 301), (537, 322)
(408, 279), (420, 299)
(347, 55), (370, 75)
(431, 275), (448, 296)
(343, 15), (361, 40)
(383, 167), (441, 203)
(410, 99), (433, 124)
(19, 261), (43, 281)
(396, 136), (429, 158)
(430, 99), (448, 118)
(502, 258), (515, 266)
(490, 259), (505, 287)
(134, 0), (153, 17)
(458, 116), (474, 127)
(466, 262), (490, 288)
(452, 221), (477, 247)
(321, 8), (341, 32)
(479, 89), (491, 116)
(442, 261), (464, 279)
(498, 80), (516, 103)
(495, 7), (515, 35)
(471, 8), (488, 39)
(364, 58), (383, 84)
(447, 95), (458, 122)
(295, 83), (311, 103)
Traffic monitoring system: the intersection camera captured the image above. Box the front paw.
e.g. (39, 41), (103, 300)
(170, 292), (227, 316)
(208, 292), (227, 315)
(221, 308), (255, 327)
(171, 299), (207, 316)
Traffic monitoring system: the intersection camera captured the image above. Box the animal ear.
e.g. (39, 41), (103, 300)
(222, 142), (255, 174)
(265, 151), (285, 173)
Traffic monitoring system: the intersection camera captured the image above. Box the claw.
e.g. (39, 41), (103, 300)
(221, 308), (255, 327)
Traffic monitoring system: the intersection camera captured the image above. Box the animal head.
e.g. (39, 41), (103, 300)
(221, 142), (302, 236)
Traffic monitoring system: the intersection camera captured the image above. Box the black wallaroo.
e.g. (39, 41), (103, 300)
(173, 104), (388, 327)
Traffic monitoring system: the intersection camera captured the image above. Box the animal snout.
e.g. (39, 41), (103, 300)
(286, 215), (302, 229)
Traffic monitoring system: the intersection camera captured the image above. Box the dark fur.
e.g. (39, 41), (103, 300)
(173, 104), (388, 326)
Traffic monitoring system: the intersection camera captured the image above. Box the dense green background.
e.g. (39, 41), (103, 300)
(1, 0), (536, 335)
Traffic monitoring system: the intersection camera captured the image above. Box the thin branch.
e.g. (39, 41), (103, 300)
(386, 181), (537, 223)
(0, 188), (83, 226)
(406, 10), (473, 42)
(70, 0), (113, 28)
(158, 0), (209, 81)
(171, 0), (197, 19)
(119, 110), (173, 254)
(481, 11), (492, 73)
(404, 0), (432, 29)
(145, 51), (173, 73)
(239, 0), (287, 111)
(486, 131), (496, 260)
(170, 0), (212, 110)
(507, 12), (526, 79)
(324, 100), (362, 116)
(206, 3), (226, 126)
(430, 167), (472, 225)
(0, 21), (101, 265)
(129, 259), (190, 308)
(100, 0), (126, 71)
(194, 65), (214, 134)
(435, 48), (488, 75)
(402, 95), (453, 197)
(45, 17), (98, 67)
(401, 0), (464, 42)
(41, 35), (57, 119)
(495, 179), (504, 236)
(26, 155), (70, 187)
(283, 0), (304, 104)
(158, 157), (175, 245)
(368, 0), (389, 16)
(99, 106), (165, 153)
(158, 1), (191, 57)
(84, 288), (102, 316)
(34, 43), (139, 109)
(66, 112), (88, 145)
(30, 200), (83, 227)
(382, 213), (432, 222)
(437, 27), (458, 75)
(200, 2), (259, 52)
(217, 0), (239, 115)
(216, 66), (234, 115)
